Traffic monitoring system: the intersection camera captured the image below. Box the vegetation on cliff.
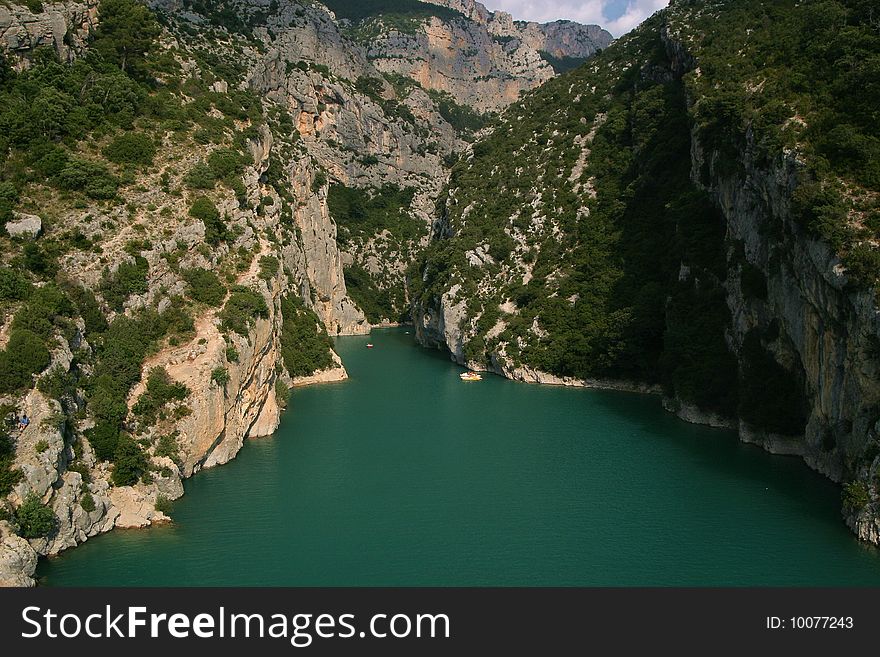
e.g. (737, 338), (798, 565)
(279, 295), (335, 378)
(415, 0), (880, 430)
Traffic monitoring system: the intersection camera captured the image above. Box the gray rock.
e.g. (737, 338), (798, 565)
(0, 521), (38, 588)
(5, 212), (41, 238)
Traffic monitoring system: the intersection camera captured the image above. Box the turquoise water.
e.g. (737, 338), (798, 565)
(37, 329), (880, 586)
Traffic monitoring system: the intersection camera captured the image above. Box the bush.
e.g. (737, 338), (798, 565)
(842, 481), (871, 513)
(155, 495), (172, 515)
(211, 367), (230, 387)
(219, 286), (268, 335)
(66, 284), (108, 334)
(343, 264), (398, 323)
(101, 255), (149, 311)
(0, 432), (23, 496)
(87, 309), (188, 464)
(207, 148), (250, 180)
(184, 162), (215, 189)
(154, 433), (180, 463)
(55, 158), (119, 199)
(0, 328), (51, 393)
(87, 421), (122, 462)
(182, 267), (226, 306)
(275, 378), (289, 409)
(279, 295), (334, 377)
(34, 440), (49, 454)
(15, 493), (56, 538)
(80, 491), (96, 513)
(103, 132), (156, 165)
(0, 268), (32, 301)
(132, 367), (189, 424)
(188, 197), (228, 245)
(92, 0), (161, 78)
(258, 255), (279, 281)
(844, 243), (880, 289)
(327, 183), (420, 245)
(111, 435), (149, 486)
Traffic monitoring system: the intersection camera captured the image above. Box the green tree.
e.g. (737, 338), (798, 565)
(103, 132), (156, 165)
(111, 435), (148, 486)
(92, 0), (161, 75)
(15, 493), (56, 538)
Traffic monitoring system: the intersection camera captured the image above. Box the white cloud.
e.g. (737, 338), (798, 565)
(605, 0), (670, 35)
(479, 0), (670, 37)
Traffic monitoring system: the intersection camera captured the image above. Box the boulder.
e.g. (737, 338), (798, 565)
(5, 212), (41, 238)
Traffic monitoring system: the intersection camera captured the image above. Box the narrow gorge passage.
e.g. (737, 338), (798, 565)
(37, 330), (880, 586)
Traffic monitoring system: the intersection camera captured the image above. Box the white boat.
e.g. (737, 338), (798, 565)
(459, 371), (482, 381)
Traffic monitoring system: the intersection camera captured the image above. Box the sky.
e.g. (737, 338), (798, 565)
(480, 0), (671, 37)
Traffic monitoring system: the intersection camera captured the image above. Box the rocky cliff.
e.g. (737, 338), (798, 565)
(336, 0), (612, 112)
(0, 0), (607, 585)
(0, 0), (97, 64)
(412, 0), (880, 543)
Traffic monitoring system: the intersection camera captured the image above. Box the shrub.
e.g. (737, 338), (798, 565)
(219, 286), (268, 335)
(87, 309), (188, 464)
(34, 440), (49, 454)
(15, 493), (56, 538)
(258, 255), (279, 281)
(0, 269), (32, 301)
(155, 495), (172, 515)
(279, 295), (334, 377)
(0, 432), (23, 496)
(343, 264), (397, 323)
(188, 197), (228, 245)
(110, 435), (148, 486)
(844, 243), (880, 289)
(182, 267), (226, 306)
(103, 132), (156, 165)
(275, 378), (289, 410)
(207, 148), (250, 180)
(100, 255), (149, 311)
(66, 284), (108, 334)
(87, 421), (122, 462)
(154, 433), (180, 463)
(55, 158), (119, 199)
(211, 367), (230, 387)
(91, 0), (161, 77)
(132, 367), (189, 424)
(311, 170), (327, 193)
(842, 481), (871, 513)
(327, 183), (421, 245)
(0, 328), (51, 393)
(80, 491), (96, 513)
(185, 162), (215, 189)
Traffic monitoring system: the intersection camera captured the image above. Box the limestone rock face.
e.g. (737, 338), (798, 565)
(5, 212), (41, 238)
(12, 390), (66, 504)
(0, 522), (38, 587)
(358, 0), (613, 112)
(0, 0), (97, 65)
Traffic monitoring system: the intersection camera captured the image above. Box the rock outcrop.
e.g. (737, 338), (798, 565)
(4, 212), (41, 238)
(0, 0), (97, 64)
(348, 0), (612, 112)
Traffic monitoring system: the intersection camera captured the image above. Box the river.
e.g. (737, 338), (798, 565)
(37, 328), (880, 585)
